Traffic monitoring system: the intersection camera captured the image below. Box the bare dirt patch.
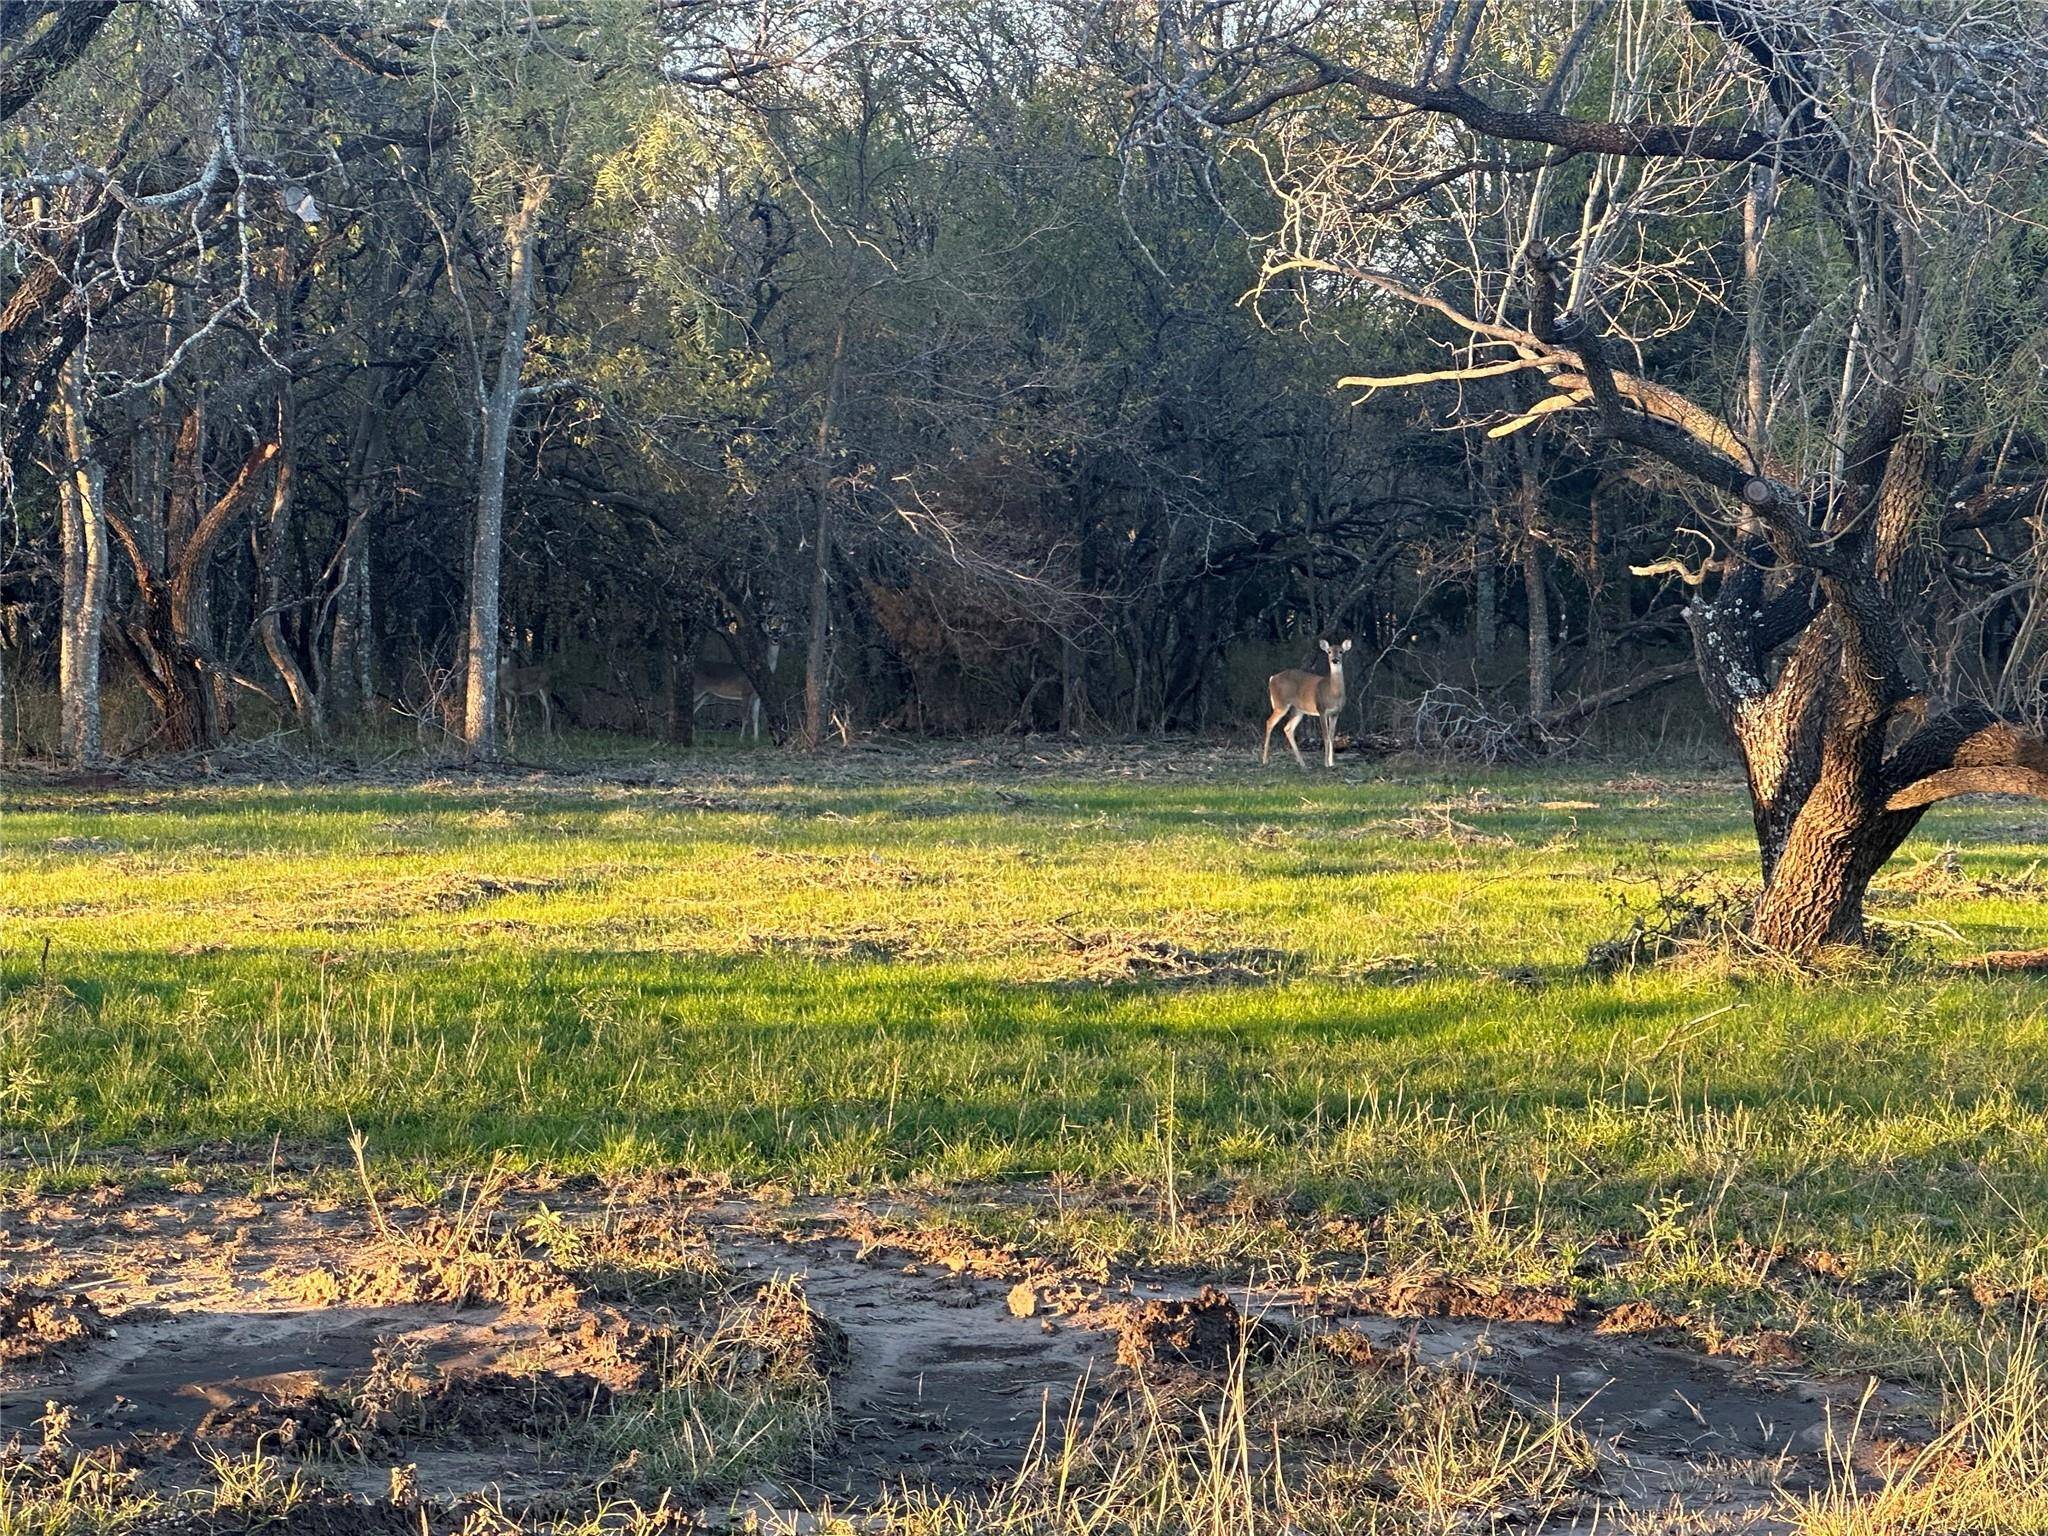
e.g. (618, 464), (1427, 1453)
(0, 1176), (1934, 1529)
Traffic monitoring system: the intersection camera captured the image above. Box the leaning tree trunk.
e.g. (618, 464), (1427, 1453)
(258, 389), (322, 738)
(105, 439), (277, 752)
(104, 537), (226, 755)
(463, 179), (550, 762)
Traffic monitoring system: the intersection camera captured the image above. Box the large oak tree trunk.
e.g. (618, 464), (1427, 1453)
(1735, 693), (2043, 953)
(1737, 686), (1901, 951)
(1684, 435), (2048, 954)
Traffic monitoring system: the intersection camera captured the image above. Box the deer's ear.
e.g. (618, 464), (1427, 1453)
(1319, 639), (1332, 653)
(1341, 639), (1354, 653)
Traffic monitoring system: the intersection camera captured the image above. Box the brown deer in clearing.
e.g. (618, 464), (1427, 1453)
(1261, 638), (1352, 770)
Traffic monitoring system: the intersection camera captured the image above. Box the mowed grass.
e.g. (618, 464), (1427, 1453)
(4, 743), (2046, 1368)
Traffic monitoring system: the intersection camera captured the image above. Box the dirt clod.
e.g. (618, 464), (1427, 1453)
(0, 1286), (110, 1366)
(1377, 1274), (1584, 1325)
(281, 1217), (582, 1315)
(195, 1361), (625, 1458)
(1707, 1329), (1804, 1367)
(1113, 1286), (1289, 1373)
(1594, 1299), (1686, 1338)
(195, 1386), (352, 1452)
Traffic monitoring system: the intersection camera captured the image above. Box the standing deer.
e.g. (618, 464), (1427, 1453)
(693, 642), (779, 741)
(499, 658), (558, 749)
(1261, 638), (1352, 770)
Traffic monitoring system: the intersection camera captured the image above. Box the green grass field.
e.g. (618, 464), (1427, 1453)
(5, 743), (2046, 1372)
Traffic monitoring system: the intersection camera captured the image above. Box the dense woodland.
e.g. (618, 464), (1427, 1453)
(5, 0), (2048, 948)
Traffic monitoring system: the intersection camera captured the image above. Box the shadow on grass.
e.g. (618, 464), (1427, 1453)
(6, 940), (2043, 1187)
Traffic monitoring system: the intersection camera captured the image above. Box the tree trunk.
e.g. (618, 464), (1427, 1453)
(108, 554), (225, 754)
(1682, 446), (2048, 953)
(663, 637), (693, 746)
(1738, 724), (1929, 953)
(56, 353), (107, 767)
(1522, 537), (1551, 718)
(325, 399), (382, 726)
(1474, 532), (1497, 670)
(464, 179), (550, 762)
(801, 318), (847, 751)
(1741, 163), (1774, 460)
(258, 390), (321, 737)
(1506, 377), (1552, 716)
(167, 393), (209, 653)
(1059, 634), (1076, 735)
(106, 438), (276, 752)
(801, 483), (833, 751)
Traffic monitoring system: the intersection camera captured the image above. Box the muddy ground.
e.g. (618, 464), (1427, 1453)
(0, 1171), (1934, 1532)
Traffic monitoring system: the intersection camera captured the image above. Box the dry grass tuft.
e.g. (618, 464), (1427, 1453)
(1794, 1311), (2048, 1536)
(861, 1326), (1597, 1536)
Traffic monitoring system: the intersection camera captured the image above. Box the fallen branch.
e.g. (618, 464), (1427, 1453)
(1538, 661), (1697, 731)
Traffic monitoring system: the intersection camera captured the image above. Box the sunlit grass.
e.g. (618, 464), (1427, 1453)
(3, 745), (2045, 1369)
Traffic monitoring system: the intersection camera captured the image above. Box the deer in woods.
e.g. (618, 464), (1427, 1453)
(693, 642), (780, 741)
(1261, 638), (1353, 770)
(499, 659), (560, 748)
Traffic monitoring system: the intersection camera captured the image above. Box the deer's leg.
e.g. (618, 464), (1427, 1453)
(749, 694), (761, 741)
(1261, 702), (1288, 763)
(1322, 708), (1334, 768)
(1283, 709), (1307, 770)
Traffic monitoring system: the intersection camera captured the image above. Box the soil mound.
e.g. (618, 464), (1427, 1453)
(0, 1286), (110, 1366)
(1375, 1273), (1583, 1324)
(708, 1278), (849, 1384)
(1113, 1286), (1290, 1373)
